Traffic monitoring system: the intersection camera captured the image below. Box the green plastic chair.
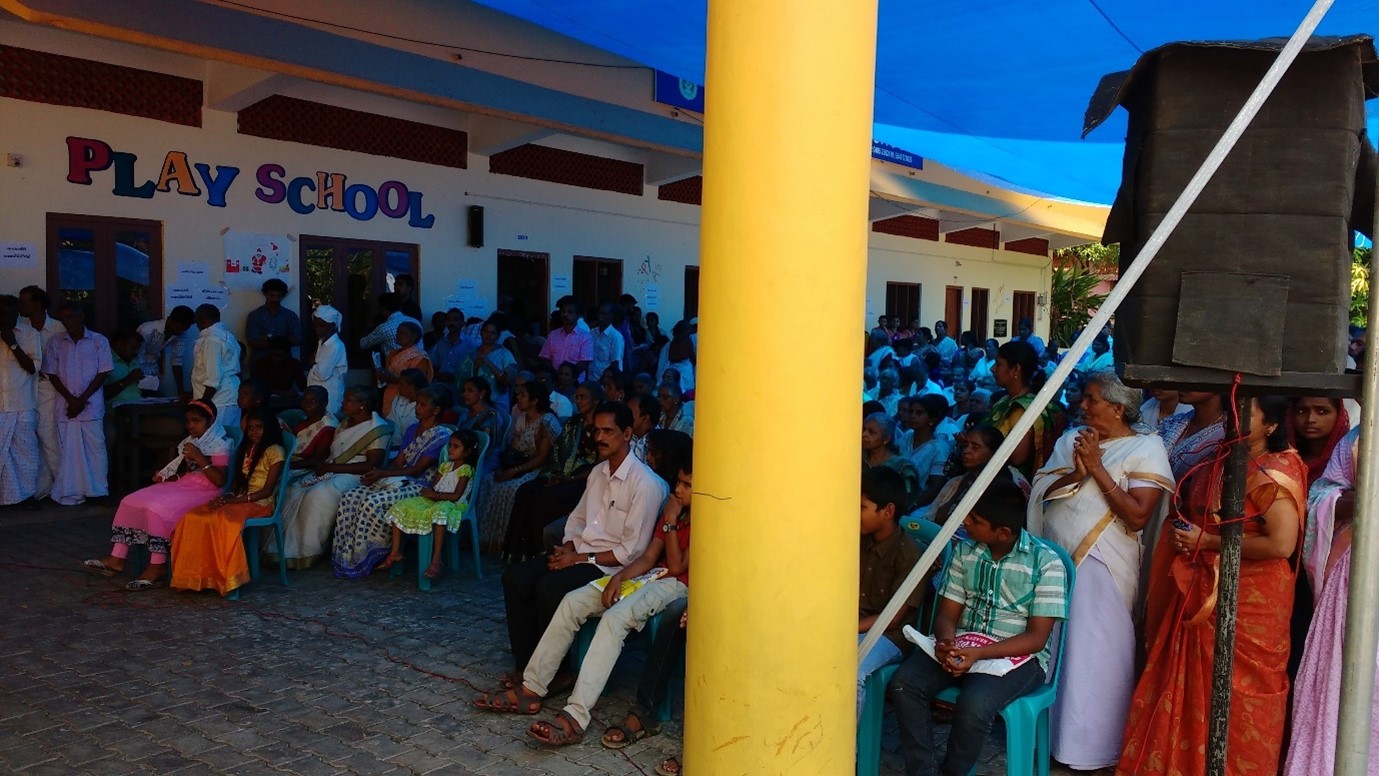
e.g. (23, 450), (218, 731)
(855, 536), (1075, 776)
(227, 431), (297, 599)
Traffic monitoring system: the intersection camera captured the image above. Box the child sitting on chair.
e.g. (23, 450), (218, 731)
(886, 477), (1067, 776)
(857, 466), (927, 716)
(381, 430), (478, 579)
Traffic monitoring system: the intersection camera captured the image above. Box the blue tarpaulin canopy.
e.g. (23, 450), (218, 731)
(474, 0), (1379, 205)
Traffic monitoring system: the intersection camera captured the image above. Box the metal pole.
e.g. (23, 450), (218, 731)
(859, 0), (1336, 663)
(1335, 173), (1379, 774)
(1206, 393), (1251, 775)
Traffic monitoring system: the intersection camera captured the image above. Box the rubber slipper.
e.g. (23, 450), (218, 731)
(124, 578), (164, 592)
(82, 559), (118, 577)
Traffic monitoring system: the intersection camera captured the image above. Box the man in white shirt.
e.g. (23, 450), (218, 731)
(589, 303), (625, 381)
(136, 305), (195, 393)
(18, 285), (67, 500)
(43, 301), (113, 506)
(0, 295), (42, 507)
(191, 304), (243, 429)
(308, 305), (349, 415)
(933, 320), (959, 366)
(359, 293), (423, 361)
(500, 401), (668, 678)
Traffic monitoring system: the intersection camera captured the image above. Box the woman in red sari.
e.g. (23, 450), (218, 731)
(1119, 396), (1306, 776)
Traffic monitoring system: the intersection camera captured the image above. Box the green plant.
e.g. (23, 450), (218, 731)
(1049, 257), (1110, 348)
(1352, 246), (1372, 327)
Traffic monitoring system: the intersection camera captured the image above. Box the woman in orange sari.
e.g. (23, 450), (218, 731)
(171, 408), (286, 595)
(378, 321), (433, 423)
(1118, 395), (1306, 776)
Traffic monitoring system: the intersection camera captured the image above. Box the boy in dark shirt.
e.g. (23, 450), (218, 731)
(858, 466), (926, 715)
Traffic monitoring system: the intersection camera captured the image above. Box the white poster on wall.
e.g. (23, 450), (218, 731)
(643, 284), (660, 312)
(551, 274), (571, 299)
(223, 231), (292, 290)
(199, 287), (230, 309)
(0, 241), (38, 269)
(166, 286), (197, 309)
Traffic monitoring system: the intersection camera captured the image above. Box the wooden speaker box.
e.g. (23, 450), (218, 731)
(1085, 36), (1378, 394)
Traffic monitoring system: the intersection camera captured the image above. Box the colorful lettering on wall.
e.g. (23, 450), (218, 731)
(64, 137), (435, 229)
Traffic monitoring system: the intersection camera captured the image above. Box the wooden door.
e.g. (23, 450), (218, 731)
(944, 285), (963, 340)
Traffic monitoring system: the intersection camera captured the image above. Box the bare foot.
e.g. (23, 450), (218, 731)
(376, 553), (404, 571)
(135, 563), (165, 583)
(99, 555), (125, 572)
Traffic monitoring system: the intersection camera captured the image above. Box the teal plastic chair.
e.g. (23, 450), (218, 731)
(390, 430), (488, 591)
(856, 536), (1074, 776)
(442, 430), (490, 581)
(228, 432), (298, 600)
(278, 408), (306, 429)
(573, 608), (677, 722)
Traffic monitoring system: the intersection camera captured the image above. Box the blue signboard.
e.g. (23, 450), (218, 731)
(871, 140), (923, 171)
(653, 70), (705, 113)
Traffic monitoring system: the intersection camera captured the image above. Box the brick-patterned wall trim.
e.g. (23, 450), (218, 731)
(658, 176), (702, 205)
(490, 144), (643, 195)
(239, 96), (467, 169)
(0, 45), (201, 127)
(945, 227), (1000, 249)
(1005, 237), (1050, 257)
(872, 215), (939, 241)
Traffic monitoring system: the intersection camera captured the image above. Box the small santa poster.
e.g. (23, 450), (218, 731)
(223, 231), (293, 290)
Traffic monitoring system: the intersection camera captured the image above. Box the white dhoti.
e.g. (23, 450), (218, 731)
(34, 378), (59, 499)
(270, 472), (361, 566)
(0, 410), (39, 505)
(51, 418), (108, 506)
(1050, 552), (1137, 770)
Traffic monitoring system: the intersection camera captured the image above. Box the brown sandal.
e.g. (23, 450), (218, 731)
(601, 710), (661, 749)
(528, 710), (584, 746)
(473, 685), (543, 714)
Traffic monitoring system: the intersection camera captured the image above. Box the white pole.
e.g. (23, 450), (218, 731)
(1335, 169), (1379, 775)
(860, 0), (1337, 664)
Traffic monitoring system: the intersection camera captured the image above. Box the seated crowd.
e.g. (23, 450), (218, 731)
(1, 279), (1372, 775)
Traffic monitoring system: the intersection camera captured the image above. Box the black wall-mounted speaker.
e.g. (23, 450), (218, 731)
(467, 205), (485, 248)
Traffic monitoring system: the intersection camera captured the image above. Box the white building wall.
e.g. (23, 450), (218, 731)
(0, 21), (1052, 344)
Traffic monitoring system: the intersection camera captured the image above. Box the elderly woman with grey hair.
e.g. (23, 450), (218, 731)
(1026, 369), (1175, 771)
(862, 412), (920, 512)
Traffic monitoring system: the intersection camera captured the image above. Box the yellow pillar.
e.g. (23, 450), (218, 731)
(686, 1), (878, 773)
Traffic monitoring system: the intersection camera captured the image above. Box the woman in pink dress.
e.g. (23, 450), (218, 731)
(82, 401), (232, 590)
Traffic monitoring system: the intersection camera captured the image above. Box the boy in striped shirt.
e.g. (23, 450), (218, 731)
(887, 478), (1067, 776)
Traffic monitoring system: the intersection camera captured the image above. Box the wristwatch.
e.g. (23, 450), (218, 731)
(661, 523), (679, 533)
(586, 553), (597, 565)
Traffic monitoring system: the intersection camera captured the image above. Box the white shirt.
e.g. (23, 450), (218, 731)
(192, 322), (241, 409)
(307, 333), (349, 413)
(19, 315), (64, 397)
(550, 391), (575, 422)
(0, 326), (41, 412)
(43, 328), (113, 421)
(563, 452), (669, 570)
(590, 325), (625, 381)
(136, 319), (182, 375)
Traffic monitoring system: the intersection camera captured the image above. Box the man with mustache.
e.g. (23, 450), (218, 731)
(491, 401), (668, 704)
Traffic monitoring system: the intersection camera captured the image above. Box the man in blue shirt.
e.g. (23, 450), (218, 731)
(245, 278), (300, 373)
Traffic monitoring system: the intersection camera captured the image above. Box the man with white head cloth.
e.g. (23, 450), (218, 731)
(308, 305), (348, 415)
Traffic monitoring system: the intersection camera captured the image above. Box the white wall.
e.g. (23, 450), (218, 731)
(0, 23), (1051, 344)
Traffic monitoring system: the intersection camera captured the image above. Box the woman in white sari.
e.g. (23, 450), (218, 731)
(271, 385), (389, 568)
(1027, 370), (1173, 771)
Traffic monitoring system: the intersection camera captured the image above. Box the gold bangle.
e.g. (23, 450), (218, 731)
(1100, 482), (1120, 496)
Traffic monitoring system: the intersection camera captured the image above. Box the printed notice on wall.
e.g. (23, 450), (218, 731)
(0, 241), (37, 269)
(223, 230), (292, 290)
(551, 274), (571, 299)
(166, 287), (197, 309)
(643, 284), (660, 312)
(198, 287), (230, 308)
(176, 261), (211, 286)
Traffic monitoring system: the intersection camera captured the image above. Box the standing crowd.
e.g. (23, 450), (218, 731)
(1, 278), (1374, 775)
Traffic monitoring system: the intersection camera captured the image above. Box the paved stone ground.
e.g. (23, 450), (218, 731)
(0, 505), (1095, 775)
